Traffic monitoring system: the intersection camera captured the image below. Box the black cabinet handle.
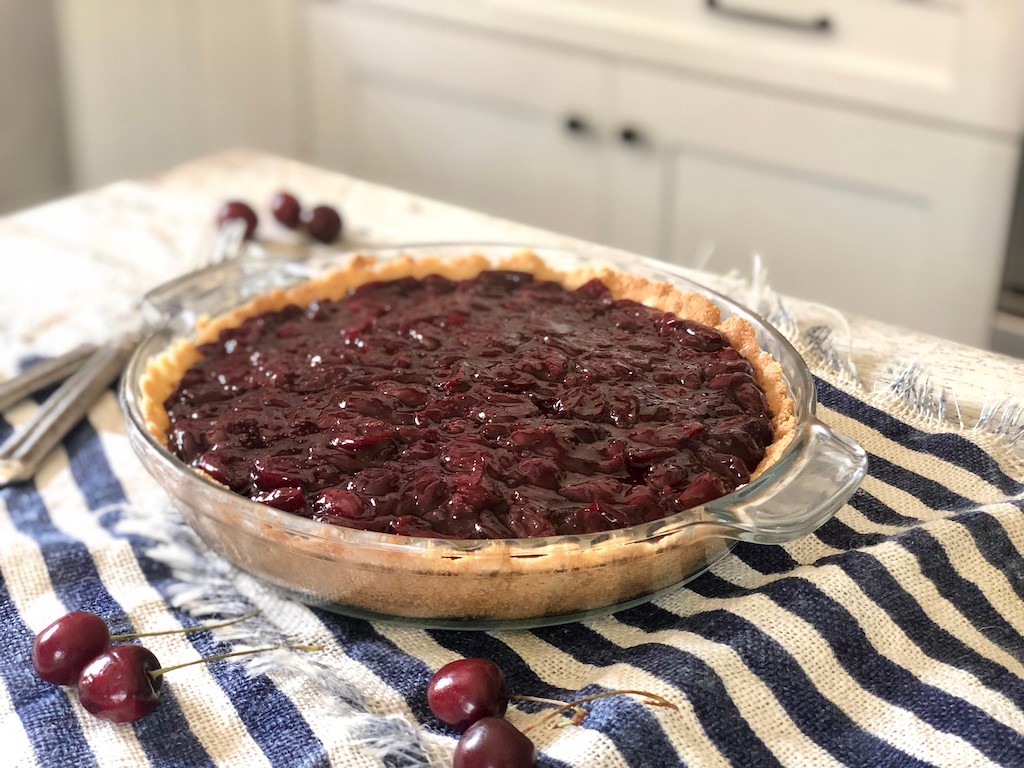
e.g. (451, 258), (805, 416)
(564, 115), (590, 136)
(619, 126), (645, 146)
(705, 0), (832, 34)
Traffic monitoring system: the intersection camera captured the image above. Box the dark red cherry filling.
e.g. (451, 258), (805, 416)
(163, 270), (775, 539)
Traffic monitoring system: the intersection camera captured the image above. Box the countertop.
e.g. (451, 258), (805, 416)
(4, 150), (1021, 421)
(1, 150), (1022, 768)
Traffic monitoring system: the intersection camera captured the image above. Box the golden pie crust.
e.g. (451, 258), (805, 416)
(140, 250), (796, 621)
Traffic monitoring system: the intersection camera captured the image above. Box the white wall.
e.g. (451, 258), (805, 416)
(54, 0), (301, 190)
(0, 0), (69, 214)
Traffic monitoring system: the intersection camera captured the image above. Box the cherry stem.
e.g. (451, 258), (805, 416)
(148, 643), (322, 679)
(110, 610), (260, 641)
(519, 689), (679, 735)
(511, 694), (587, 721)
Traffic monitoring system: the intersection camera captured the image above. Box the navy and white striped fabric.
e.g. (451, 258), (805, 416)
(2, 345), (1023, 767)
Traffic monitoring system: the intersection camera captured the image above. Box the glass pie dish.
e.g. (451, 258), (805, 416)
(120, 244), (867, 629)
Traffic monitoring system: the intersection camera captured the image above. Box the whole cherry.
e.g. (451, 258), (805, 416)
(78, 645), (164, 723)
(303, 204), (343, 244)
(32, 608), (319, 725)
(32, 611), (113, 686)
(216, 200), (258, 240)
(427, 658), (509, 732)
(270, 191), (302, 229)
(77, 640), (321, 724)
(428, 656), (680, 768)
(453, 717), (536, 768)
(32, 610), (259, 687)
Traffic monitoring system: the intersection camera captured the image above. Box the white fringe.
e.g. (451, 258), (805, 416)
(738, 260), (1023, 460)
(116, 503), (443, 768)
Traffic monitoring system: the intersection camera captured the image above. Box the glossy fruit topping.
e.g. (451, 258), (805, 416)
(164, 271), (774, 538)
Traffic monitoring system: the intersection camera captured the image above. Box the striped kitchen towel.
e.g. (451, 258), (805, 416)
(1, 333), (1022, 767)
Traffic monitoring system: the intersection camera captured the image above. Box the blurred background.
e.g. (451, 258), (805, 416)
(3, 0), (1024, 357)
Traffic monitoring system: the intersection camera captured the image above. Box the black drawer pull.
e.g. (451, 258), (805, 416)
(564, 115), (590, 135)
(619, 126), (645, 146)
(705, 0), (833, 34)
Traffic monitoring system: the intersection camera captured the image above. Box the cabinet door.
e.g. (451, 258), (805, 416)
(303, 4), (609, 242)
(610, 64), (1019, 347)
(348, 82), (606, 241)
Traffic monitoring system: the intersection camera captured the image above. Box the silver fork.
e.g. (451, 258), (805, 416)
(0, 220), (249, 487)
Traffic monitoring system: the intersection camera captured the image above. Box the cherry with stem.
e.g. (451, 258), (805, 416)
(32, 609), (260, 685)
(78, 642), (322, 724)
(429, 657), (680, 768)
(516, 689), (679, 733)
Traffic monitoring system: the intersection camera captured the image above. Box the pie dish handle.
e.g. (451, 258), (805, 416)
(702, 418), (868, 544)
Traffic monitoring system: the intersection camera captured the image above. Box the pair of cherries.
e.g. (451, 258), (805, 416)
(31, 610), (308, 724)
(428, 658), (534, 767)
(217, 191), (344, 244)
(427, 658), (678, 768)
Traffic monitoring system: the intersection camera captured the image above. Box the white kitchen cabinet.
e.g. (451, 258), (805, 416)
(54, 0), (300, 190)
(358, 0), (1024, 137)
(608, 63), (1020, 344)
(348, 84), (609, 241)
(304, 3), (610, 243)
(304, 2), (1022, 347)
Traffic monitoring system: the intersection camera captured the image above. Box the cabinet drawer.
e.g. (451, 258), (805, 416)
(612, 61), (991, 194)
(351, 0), (1024, 134)
(318, 4), (606, 118)
(609, 63), (1020, 346)
(593, 0), (962, 89)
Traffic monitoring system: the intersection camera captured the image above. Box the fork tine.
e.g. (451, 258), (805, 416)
(212, 218), (247, 265)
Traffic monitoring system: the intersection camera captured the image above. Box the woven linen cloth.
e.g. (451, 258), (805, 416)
(2, 187), (1023, 768)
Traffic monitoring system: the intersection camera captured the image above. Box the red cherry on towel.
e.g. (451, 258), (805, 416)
(78, 644), (164, 723)
(427, 658), (509, 732)
(454, 717), (536, 768)
(78, 640), (321, 723)
(32, 610), (260, 686)
(32, 611), (112, 685)
(33, 608), (318, 724)
(428, 656), (681, 767)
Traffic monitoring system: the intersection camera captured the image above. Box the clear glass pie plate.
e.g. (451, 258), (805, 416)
(120, 244), (867, 629)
